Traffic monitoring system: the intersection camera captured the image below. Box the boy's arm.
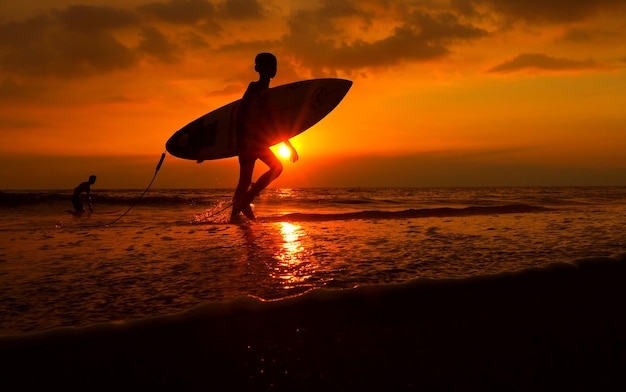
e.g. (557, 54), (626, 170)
(284, 139), (299, 163)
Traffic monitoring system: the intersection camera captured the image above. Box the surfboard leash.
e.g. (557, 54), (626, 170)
(99, 152), (166, 227)
(203, 200), (234, 221)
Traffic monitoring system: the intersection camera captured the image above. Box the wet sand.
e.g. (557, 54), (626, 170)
(2, 254), (626, 391)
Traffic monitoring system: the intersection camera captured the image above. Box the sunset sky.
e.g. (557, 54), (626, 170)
(1, 0), (625, 189)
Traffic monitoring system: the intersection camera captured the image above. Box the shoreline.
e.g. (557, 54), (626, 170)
(2, 254), (626, 390)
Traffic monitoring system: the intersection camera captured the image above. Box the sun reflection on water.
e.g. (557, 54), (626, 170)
(274, 188), (296, 200)
(271, 221), (314, 289)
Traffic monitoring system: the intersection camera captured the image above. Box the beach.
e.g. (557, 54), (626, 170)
(1, 187), (626, 390)
(2, 254), (626, 391)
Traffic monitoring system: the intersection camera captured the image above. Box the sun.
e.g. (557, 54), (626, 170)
(277, 143), (292, 159)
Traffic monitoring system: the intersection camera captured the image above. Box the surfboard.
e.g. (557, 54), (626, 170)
(166, 78), (352, 161)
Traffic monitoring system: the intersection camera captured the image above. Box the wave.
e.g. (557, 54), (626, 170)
(0, 191), (205, 208)
(3, 187), (624, 211)
(265, 204), (549, 222)
(1, 253), (625, 390)
(0, 191), (67, 206)
(0, 191), (400, 209)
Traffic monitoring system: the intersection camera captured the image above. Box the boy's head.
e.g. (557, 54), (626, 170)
(89, 175), (97, 184)
(254, 52), (277, 78)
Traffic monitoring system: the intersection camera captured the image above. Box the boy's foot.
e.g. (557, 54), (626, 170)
(231, 198), (255, 221)
(240, 203), (256, 220)
(230, 213), (244, 224)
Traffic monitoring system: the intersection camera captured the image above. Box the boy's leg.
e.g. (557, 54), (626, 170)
(72, 196), (84, 213)
(246, 149), (283, 203)
(231, 157), (255, 221)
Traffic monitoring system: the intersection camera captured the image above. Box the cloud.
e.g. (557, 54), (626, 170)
(282, 3), (488, 75)
(488, 53), (606, 73)
(138, 26), (180, 62)
(52, 4), (138, 32)
(3, 1), (490, 80)
(137, 0), (218, 24)
(0, 2), (240, 79)
(56, 32), (138, 77)
(179, 31), (212, 48)
(218, 0), (267, 19)
(283, 24), (449, 74)
(0, 8), (138, 78)
(409, 11), (489, 42)
(206, 83), (246, 96)
(0, 116), (42, 131)
(137, 0), (268, 24)
(466, 0), (626, 24)
(0, 78), (33, 101)
(0, 2), (221, 80)
(561, 28), (594, 43)
(0, 0), (619, 82)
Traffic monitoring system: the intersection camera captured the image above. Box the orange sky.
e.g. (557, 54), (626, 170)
(1, 0), (625, 189)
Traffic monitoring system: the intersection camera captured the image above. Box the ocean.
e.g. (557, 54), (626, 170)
(2, 186), (626, 390)
(1, 186), (625, 336)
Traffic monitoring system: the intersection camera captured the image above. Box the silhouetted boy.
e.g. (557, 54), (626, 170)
(72, 175), (96, 213)
(231, 53), (298, 222)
